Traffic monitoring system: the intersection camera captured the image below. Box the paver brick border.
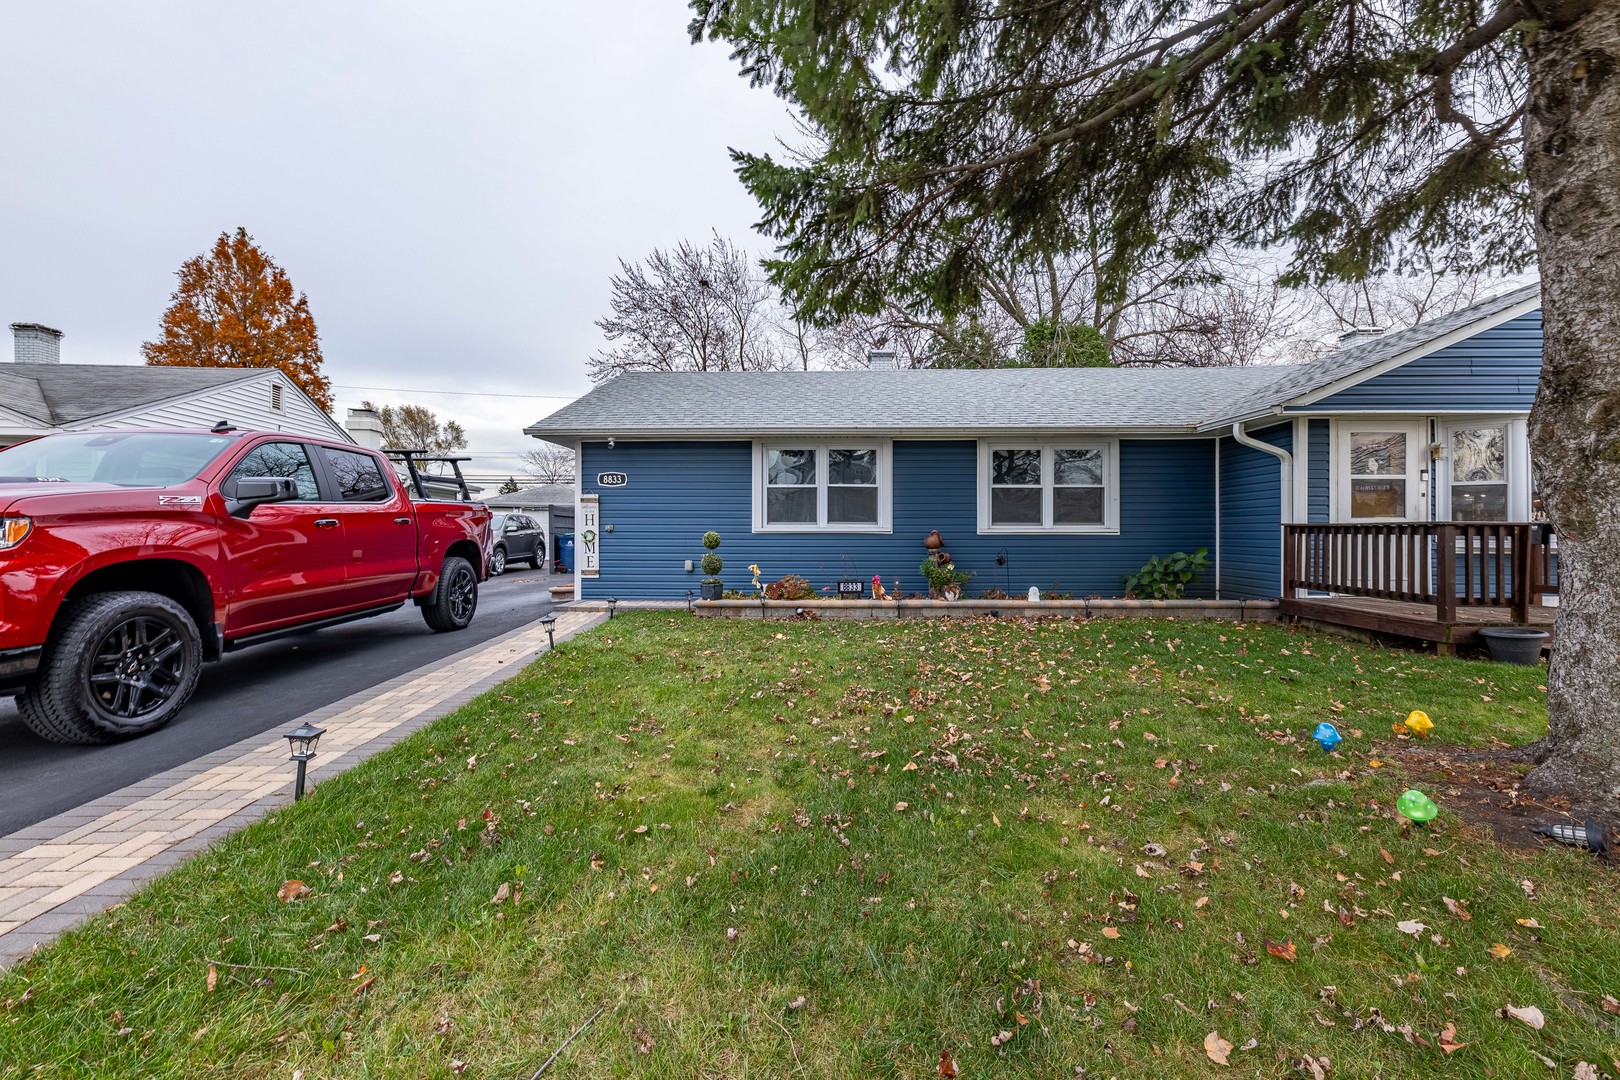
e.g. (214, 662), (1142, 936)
(0, 611), (605, 969)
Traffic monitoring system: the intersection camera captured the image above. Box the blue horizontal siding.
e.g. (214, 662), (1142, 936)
(1307, 419), (1330, 523)
(578, 439), (1218, 600)
(1307, 311), (1542, 412)
(1218, 424), (1290, 599)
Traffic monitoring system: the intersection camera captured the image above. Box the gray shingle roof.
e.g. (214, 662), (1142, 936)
(1, 364), (263, 425)
(527, 284), (1542, 440)
(486, 483), (576, 508)
(525, 366), (1286, 438)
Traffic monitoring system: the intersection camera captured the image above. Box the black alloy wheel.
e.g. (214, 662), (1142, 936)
(87, 616), (190, 726)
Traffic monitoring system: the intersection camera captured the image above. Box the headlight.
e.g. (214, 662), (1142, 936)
(0, 517), (31, 550)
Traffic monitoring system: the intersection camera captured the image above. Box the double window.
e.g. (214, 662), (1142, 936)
(753, 443), (890, 531)
(977, 441), (1118, 533)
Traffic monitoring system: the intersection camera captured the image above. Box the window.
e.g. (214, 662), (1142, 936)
(228, 442), (319, 500)
(0, 432), (234, 487)
(320, 447), (392, 502)
(1447, 425), (1507, 521)
(978, 442), (1117, 533)
(1347, 430), (1409, 519)
(754, 443), (890, 531)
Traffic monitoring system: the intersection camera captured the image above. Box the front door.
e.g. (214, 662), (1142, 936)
(1335, 421), (1428, 522)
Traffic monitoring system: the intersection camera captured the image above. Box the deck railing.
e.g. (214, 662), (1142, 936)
(1283, 522), (1556, 625)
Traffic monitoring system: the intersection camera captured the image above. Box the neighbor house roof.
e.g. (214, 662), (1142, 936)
(0, 363), (264, 425)
(486, 483), (576, 509)
(525, 284), (1542, 440)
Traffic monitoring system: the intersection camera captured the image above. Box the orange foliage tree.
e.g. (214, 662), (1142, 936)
(142, 227), (333, 412)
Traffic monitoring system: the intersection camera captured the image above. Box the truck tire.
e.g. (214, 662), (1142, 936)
(422, 555), (478, 633)
(17, 591), (204, 744)
(490, 545), (507, 576)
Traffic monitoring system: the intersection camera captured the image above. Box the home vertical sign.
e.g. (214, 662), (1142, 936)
(579, 493), (600, 579)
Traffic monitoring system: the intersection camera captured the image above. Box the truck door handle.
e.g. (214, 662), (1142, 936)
(394, 517), (412, 525)
(314, 518), (339, 529)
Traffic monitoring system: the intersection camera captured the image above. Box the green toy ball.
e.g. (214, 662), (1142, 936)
(1397, 789), (1439, 824)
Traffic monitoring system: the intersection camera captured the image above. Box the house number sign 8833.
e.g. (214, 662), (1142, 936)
(597, 472), (628, 487)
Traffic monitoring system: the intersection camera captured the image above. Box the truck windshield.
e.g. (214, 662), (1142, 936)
(0, 432), (238, 487)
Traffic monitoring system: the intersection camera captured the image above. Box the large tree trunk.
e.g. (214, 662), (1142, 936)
(1523, 0), (1620, 798)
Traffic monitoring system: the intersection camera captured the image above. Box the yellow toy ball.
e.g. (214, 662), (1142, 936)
(1403, 710), (1434, 738)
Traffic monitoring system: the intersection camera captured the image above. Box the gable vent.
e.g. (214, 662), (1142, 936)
(270, 383), (283, 411)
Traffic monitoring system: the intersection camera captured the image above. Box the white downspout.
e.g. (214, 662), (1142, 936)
(1232, 421), (1295, 598)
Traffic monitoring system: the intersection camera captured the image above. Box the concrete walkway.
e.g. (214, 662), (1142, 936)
(0, 609), (605, 967)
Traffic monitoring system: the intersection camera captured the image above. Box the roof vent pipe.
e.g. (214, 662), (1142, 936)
(10, 323), (62, 364)
(866, 350), (896, 370)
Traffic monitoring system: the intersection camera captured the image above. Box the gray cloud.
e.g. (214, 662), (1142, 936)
(0, 1), (791, 483)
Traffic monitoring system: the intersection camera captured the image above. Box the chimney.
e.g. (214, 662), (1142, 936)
(345, 407), (385, 449)
(1337, 326), (1384, 349)
(10, 323), (63, 364)
(866, 350), (896, 370)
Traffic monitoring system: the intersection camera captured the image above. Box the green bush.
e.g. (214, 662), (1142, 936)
(1123, 547), (1210, 599)
(918, 556), (972, 597)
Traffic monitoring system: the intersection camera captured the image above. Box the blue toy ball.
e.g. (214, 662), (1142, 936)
(1312, 722), (1343, 751)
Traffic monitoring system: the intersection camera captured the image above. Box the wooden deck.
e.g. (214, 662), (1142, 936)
(1281, 594), (1555, 653)
(1281, 522), (1557, 655)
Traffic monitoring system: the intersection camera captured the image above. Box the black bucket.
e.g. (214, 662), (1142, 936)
(1478, 626), (1548, 665)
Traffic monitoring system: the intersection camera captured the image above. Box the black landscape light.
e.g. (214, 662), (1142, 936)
(1531, 819), (1608, 853)
(686, 589), (695, 612)
(541, 611), (557, 650)
(284, 722), (325, 802)
(606, 597), (619, 619)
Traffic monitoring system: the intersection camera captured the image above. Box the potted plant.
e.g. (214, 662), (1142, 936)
(699, 531), (724, 600)
(918, 555), (972, 600)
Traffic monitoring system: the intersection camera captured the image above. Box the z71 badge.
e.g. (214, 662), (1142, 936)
(158, 495), (203, 507)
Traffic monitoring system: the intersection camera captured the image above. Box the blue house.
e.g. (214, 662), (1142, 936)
(527, 285), (1547, 640)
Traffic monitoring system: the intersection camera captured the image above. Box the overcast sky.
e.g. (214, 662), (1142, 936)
(0, 1), (793, 482)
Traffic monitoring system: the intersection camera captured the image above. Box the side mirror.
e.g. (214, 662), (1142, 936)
(227, 476), (299, 518)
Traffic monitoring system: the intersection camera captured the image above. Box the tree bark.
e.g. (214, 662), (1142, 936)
(1523, 0), (1620, 798)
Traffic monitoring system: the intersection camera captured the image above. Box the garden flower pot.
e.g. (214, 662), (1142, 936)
(1478, 626), (1548, 665)
(700, 581), (724, 601)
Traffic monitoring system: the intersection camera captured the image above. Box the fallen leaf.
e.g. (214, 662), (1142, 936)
(1497, 1004), (1545, 1030)
(902, 761), (918, 771)
(1574, 1064), (1599, 1080)
(351, 976), (376, 997)
(1379, 849), (1395, 865)
(937, 1050), (959, 1077)
(362, 933), (381, 943)
(1438, 1022), (1467, 1053)
(634, 1024), (654, 1054)
(1014, 1010), (1029, 1025)
(1396, 920), (1427, 937)
(1515, 917), (1543, 928)
(1443, 897), (1472, 921)
(206, 965), (218, 993)
(323, 919), (348, 934)
(633, 824), (649, 834)
(1266, 939), (1298, 963)
(894, 802), (909, 812)
(491, 882), (512, 905)
(1204, 1030), (1233, 1065)
(1102, 927), (1121, 939)
(1195, 896), (1211, 909)
(388, 870), (404, 886)
(1294, 1053), (1329, 1080)
(1487, 943), (1513, 959)
(787, 996), (805, 1010)
(1600, 994), (1620, 1015)
(277, 880), (310, 903)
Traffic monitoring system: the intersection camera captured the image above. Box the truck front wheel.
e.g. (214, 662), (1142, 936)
(18, 591), (204, 744)
(421, 555), (478, 633)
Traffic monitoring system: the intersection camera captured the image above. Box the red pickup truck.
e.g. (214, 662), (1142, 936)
(0, 427), (491, 744)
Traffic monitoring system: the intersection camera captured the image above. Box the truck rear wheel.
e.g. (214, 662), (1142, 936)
(421, 556), (478, 633)
(18, 591), (204, 744)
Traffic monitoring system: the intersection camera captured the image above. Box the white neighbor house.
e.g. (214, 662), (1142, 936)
(0, 322), (351, 447)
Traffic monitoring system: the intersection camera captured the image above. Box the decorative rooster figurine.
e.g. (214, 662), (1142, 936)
(871, 574), (889, 600)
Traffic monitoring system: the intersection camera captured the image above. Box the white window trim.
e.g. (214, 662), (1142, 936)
(1330, 418), (1428, 523)
(1437, 417), (1529, 522)
(976, 439), (1120, 534)
(751, 441), (893, 533)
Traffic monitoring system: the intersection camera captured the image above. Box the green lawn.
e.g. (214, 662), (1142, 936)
(3, 614), (1615, 1079)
